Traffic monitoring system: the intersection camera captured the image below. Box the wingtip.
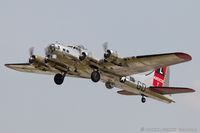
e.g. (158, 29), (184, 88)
(184, 88), (196, 93)
(190, 88), (196, 93)
(175, 52), (192, 61)
(4, 64), (10, 68)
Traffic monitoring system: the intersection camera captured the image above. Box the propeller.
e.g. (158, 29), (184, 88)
(88, 52), (92, 58)
(103, 42), (112, 59)
(29, 47), (36, 64)
(29, 47), (34, 57)
(102, 42), (108, 52)
(44, 46), (50, 57)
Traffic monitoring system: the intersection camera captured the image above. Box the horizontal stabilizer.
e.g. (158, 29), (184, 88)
(117, 90), (139, 96)
(149, 87), (195, 95)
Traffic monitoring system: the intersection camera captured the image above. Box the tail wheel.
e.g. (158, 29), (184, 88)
(105, 82), (114, 89)
(54, 74), (64, 85)
(141, 96), (146, 103)
(91, 71), (101, 82)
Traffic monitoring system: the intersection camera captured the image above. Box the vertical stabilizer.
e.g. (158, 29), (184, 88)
(163, 67), (170, 87)
(153, 67), (170, 87)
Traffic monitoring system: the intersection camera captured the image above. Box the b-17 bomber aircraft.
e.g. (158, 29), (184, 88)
(5, 42), (195, 103)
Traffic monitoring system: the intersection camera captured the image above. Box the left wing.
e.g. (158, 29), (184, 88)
(101, 52), (192, 76)
(5, 63), (90, 78)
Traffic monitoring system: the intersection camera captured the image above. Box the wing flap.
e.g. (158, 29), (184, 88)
(149, 87), (195, 95)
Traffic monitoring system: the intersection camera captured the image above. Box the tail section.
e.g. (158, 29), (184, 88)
(149, 67), (195, 96)
(143, 67), (169, 87)
(142, 67), (195, 103)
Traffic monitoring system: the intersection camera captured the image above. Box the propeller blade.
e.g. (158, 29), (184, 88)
(29, 47), (34, 57)
(88, 52), (92, 57)
(44, 47), (49, 56)
(102, 42), (108, 52)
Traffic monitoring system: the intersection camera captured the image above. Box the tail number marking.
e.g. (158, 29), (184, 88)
(137, 81), (146, 92)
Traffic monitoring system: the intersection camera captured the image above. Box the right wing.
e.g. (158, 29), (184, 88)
(101, 52), (192, 76)
(5, 63), (58, 75)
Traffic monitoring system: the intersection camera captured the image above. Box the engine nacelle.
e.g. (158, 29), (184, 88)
(79, 52), (88, 61)
(29, 55), (46, 67)
(120, 77), (127, 83)
(105, 81), (115, 89)
(104, 49), (118, 62)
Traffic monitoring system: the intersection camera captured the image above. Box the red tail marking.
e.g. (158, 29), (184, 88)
(153, 67), (167, 87)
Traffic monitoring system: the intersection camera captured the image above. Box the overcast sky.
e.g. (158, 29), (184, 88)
(0, 0), (200, 133)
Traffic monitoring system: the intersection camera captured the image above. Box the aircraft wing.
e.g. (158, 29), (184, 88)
(149, 87), (195, 95)
(102, 52), (192, 76)
(5, 63), (91, 79)
(117, 89), (175, 103)
(117, 87), (195, 96)
(117, 90), (139, 95)
(5, 63), (58, 75)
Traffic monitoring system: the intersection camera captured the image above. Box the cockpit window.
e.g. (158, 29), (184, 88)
(130, 77), (135, 82)
(67, 45), (83, 52)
